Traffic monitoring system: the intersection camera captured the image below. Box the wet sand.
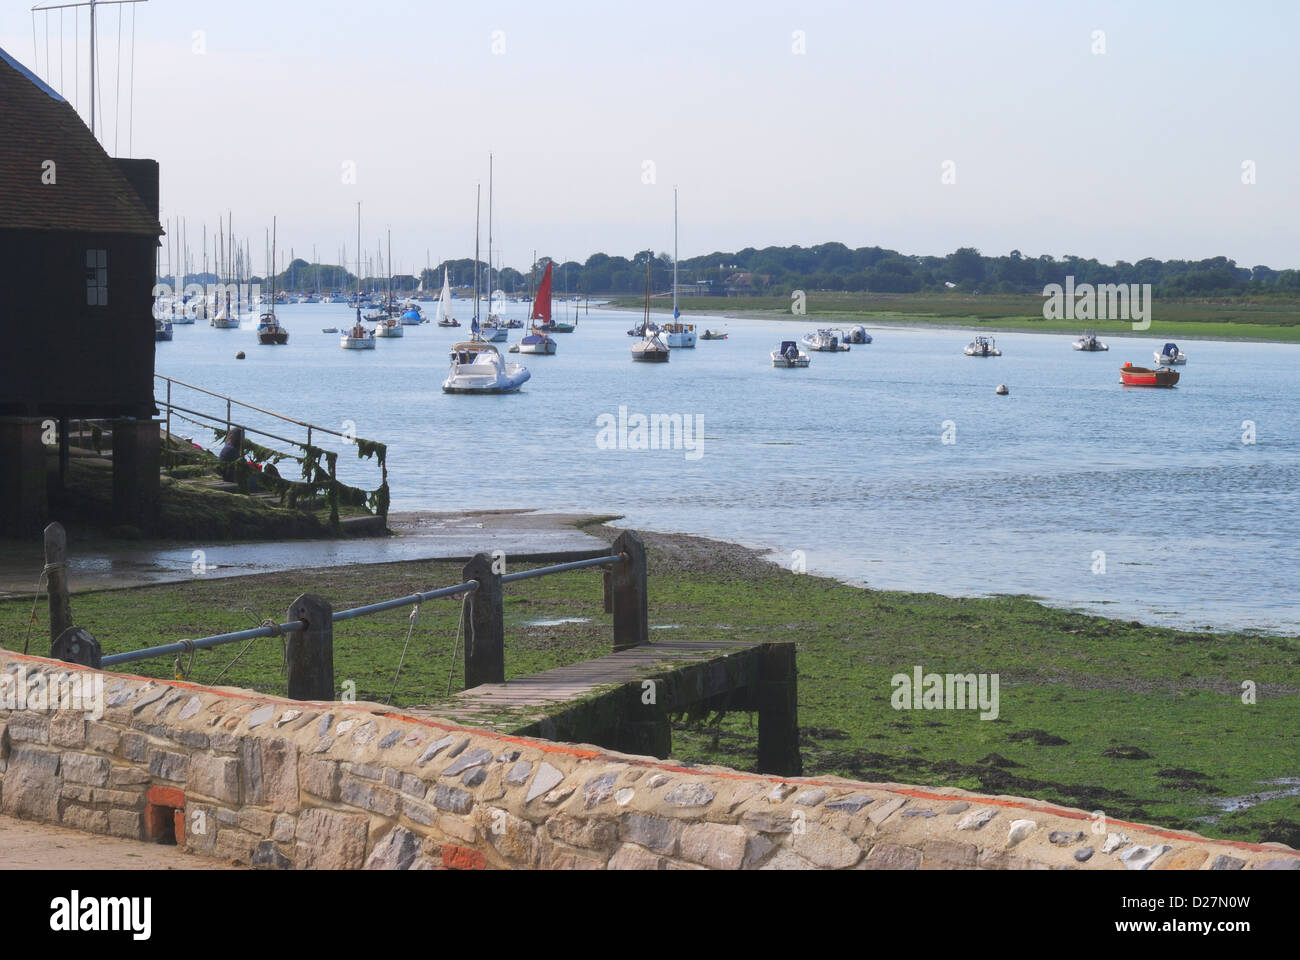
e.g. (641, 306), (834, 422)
(0, 510), (610, 598)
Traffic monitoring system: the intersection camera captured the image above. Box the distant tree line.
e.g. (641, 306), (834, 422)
(253, 246), (1300, 298)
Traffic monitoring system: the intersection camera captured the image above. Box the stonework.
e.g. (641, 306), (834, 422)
(1, 650), (1296, 870)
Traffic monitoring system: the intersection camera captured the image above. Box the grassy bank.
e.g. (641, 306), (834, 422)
(606, 292), (1300, 342)
(6, 527), (1295, 846)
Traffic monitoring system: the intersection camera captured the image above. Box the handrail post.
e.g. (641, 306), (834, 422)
(285, 594), (333, 701)
(610, 530), (648, 651)
(462, 554), (504, 689)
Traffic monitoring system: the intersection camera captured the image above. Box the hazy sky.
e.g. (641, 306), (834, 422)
(6, 0), (1297, 275)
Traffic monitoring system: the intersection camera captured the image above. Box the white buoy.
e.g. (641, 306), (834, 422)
(996, 384), (1009, 395)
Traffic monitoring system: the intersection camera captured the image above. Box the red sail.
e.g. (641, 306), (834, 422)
(530, 262), (553, 323)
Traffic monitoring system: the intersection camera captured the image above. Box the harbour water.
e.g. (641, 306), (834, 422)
(155, 300), (1300, 635)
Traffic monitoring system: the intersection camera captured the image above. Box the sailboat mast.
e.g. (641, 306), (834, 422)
(673, 186), (679, 319)
(487, 153), (493, 317)
(355, 201), (362, 324)
(473, 184), (481, 324)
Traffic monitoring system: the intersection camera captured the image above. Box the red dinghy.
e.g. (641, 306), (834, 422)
(1120, 362), (1179, 387)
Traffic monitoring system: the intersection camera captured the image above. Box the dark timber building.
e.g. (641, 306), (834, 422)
(0, 46), (163, 537)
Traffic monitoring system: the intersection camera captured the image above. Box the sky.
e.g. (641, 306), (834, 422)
(4, 0), (1298, 276)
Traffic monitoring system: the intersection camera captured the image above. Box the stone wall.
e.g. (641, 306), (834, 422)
(1, 649), (1297, 870)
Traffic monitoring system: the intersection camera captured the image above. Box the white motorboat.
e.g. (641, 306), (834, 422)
(374, 316), (404, 338)
(481, 319), (509, 342)
(771, 340), (810, 367)
(1072, 330), (1108, 351)
(839, 325), (872, 344)
(964, 335), (1001, 356)
(1154, 342), (1187, 365)
(442, 340), (530, 393)
(802, 329), (847, 352)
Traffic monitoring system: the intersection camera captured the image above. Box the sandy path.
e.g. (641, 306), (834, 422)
(0, 814), (241, 870)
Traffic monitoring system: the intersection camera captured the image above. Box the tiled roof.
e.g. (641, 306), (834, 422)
(0, 46), (161, 236)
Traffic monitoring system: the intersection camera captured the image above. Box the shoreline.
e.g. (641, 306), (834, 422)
(597, 300), (1300, 345)
(6, 509), (1291, 639)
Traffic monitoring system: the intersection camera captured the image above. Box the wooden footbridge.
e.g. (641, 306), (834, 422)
(44, 527), (802, 776)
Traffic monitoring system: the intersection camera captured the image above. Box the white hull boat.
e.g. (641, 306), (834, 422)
(442, 341), (530, 393)
(1072, 331), (1108, 351)
(771, 341), (809, 367)
(1154, 342), (1187, 365)
(802, 330), (847, 352)
(964, 336), (1001, 356)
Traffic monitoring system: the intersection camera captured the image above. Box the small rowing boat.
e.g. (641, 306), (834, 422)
(1119, 362), (1179, 387)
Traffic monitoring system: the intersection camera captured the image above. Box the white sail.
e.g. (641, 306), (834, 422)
(439, 268), (455, 322)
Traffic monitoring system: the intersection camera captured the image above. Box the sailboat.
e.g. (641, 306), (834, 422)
(436, 268), (459, 327)
(661, 188), (696, 348)
(257, 217), (290, 345)
(374, 230), (404, 338)
(341, 203), (377, 350)
(518, 262), (558, 355)
(631, 257), (669, 362)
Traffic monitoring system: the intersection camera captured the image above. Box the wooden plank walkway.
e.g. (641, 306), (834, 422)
(437, 638), (764, 729)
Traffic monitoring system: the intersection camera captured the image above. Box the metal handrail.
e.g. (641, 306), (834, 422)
(99, 553), (626, 669)
(155, 374), (349, 440)
(102, 619), (306, 667)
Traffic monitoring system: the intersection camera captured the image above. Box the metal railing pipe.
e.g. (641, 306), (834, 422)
(101, 619), (306, 667)
(500, 553), (623, 584)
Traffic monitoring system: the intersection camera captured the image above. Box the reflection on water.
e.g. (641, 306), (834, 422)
(148, 304), (1300, 634)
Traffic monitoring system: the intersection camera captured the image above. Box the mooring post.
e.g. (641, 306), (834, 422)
(462, 553), (504, 689)
(285, 594), (334, 701)
(610, 530), (648, 651)
(43, 522), (73, 645)
(756, 643), (802, 776)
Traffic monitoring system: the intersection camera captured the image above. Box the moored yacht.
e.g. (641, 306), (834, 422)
(442, 340), (530, 393)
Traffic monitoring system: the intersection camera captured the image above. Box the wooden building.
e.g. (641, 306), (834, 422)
(0, 46), (163, 537)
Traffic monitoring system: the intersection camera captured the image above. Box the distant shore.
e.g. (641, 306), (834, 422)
(601, 292), (1300, 343)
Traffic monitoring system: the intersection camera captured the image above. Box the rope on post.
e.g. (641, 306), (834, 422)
(445, 592), (472, 697)
(385, 603), (420, 705)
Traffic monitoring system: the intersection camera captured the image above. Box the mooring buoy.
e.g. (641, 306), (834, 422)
(996, 384), (1009, 395)
(236, 351), (246, 359)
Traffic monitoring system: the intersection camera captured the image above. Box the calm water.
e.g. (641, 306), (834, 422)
(156, 301), (1300, 635)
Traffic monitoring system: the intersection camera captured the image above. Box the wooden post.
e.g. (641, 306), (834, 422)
(614, 680), (670, 759)
(285, 594), (334, 701)
(44, 522), (73, 645)
(756, 643), (802, 776)
(610, 530), (648, 651)
(462, 553), (504, 689)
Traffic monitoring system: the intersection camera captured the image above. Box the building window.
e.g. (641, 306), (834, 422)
(86, 249), (108, 306)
